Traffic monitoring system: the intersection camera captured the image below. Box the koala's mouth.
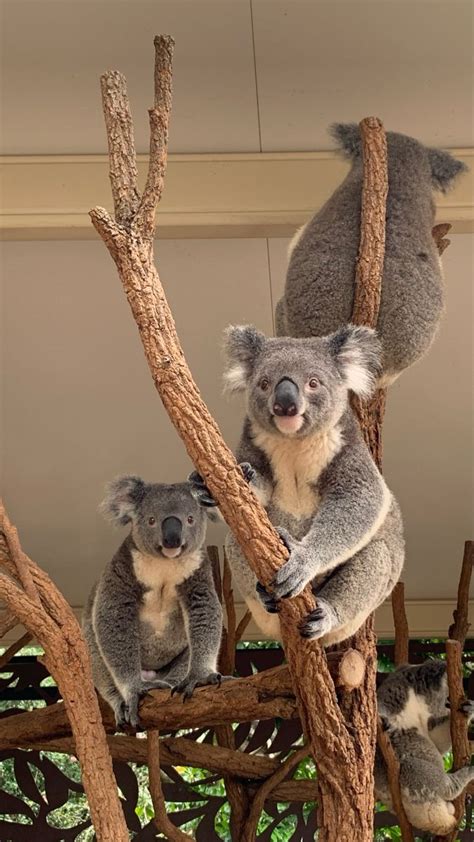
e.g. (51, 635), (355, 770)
(272, 414), (305, 435)
(160, 545), (186, 559)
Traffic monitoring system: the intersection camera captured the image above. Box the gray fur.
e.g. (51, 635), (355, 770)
(83, 477), (223, 728)
(222, 325), (404, 645)
(375, 660), (474, 835)
(276, 124), (467, 381)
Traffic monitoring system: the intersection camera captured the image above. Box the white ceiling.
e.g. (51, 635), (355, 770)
(1, 0), (473, 155)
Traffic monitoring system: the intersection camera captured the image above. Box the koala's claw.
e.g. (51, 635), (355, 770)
(459, 699), (474, 716)
(171, 671), (223, 701)
(188, 471), (218, 508)
(299, 601), (336, 639)
(256, 581), (279, 613)
(239, 462), (256, 484)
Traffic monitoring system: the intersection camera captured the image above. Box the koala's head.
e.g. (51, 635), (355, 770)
(331, 122), (467, 193)
(101, 477), (214, 559)
(224, 324), (381, 437)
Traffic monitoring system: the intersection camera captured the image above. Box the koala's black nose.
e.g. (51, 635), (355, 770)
(273, 378), (299, 417)
(161, 516), (182, 548)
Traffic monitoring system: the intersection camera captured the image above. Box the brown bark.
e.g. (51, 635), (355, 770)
(90, 38), (382, 842)
(0, 607), (19, 638)
(241, 746), (310, 842)
(0, 505), (128, 842)
(376, 720), (415, 842)
(148, 729), (193, 841)
(448, 540), (472, 645)
(0, 631), (33, 669)
(392, 582), (410, 667)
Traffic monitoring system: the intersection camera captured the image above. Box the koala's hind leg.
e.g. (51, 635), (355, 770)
(153, 648), (190, 686)
(83, 617), (126, 724)
(440, 765), (474, 800)
(300, 539), (398, 644)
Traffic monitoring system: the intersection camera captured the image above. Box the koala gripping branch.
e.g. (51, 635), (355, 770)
(90, 41), (385, 842)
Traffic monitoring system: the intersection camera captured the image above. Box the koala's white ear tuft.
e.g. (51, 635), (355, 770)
(329, 324), (382, 397)
(100, 475), (146, 526)
(223, 325), (266, 393)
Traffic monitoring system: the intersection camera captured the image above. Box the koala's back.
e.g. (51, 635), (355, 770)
(280, 132), (445, 379)
(375, 728), (446, 806)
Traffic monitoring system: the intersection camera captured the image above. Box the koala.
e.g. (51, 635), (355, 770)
(218, 323), (404, 645)
(275, 123), (467, 384)
(82, 476), (223, 728)
(375, 660), (474, 835)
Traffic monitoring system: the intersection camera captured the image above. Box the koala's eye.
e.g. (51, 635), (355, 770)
(260, 378), (269, 391)
(187, 515), (194, 525)
(148, 517), (156, 526)
(308, 378), (319, 390)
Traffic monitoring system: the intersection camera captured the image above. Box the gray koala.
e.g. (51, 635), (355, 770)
(216, 323), (404, 644)
(82, 476), (223, 728)
(276, 124), (467, 383)
(375, 660), (474, 835)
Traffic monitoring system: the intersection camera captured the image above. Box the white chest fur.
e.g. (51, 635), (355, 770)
(133, 549), (201, 636)
(252, 424), (343, 518)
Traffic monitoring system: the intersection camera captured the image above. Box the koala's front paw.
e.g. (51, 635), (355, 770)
(299, 599), (338, 640)
(188, 471), (218, 508)
(256, 581), (279, 613)
(269, 528), (313, 600)
(171, 671), (223, 701)
(459, 699), (474, 718)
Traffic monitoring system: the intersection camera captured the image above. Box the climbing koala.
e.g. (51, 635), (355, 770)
(275, 124), (467, 383)
(375, 660), (474, 835)
(219, 323), (404, 644)
(82, 476), (223, 728)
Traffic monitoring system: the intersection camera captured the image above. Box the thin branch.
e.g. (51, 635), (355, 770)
(99, 71), (140, 226)
(392, 582), (410, 667)
(147, 729), (193, 841)
(0, 504), (41, 606)
(433, 639), (472, 842)
(135, 35), (175, 236)
(376, 719), (415, 842)
(235, 610), (252, 644)
(241, 746), (310, 842)
(449, 541), (472, 645)
(0, 631), (33, 670)
(222, 550), (237, 674)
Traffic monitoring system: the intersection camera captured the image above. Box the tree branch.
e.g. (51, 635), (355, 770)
(148, 729), (193, 841)
(449, 541), (472, 645)
(100, 70), (140, 226)
(392, 582), (410, 667)
(376, 719), (415, 842)
(432, 223), (452, 256)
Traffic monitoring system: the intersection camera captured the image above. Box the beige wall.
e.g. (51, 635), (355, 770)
(1, 234), (473, 609)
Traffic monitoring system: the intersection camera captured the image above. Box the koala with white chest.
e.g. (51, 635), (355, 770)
(82, 476), (223, 728)
(222, 324), (404, 644)
(375, 660), (474, 835)
(276, 124), (467, 383)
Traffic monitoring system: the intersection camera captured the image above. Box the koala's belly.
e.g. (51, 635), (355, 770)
(266, 503), (314, 542)
(139, 588), (187, 669)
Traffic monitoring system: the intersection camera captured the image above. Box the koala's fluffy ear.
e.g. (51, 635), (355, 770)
(223, 325), (266, 392)
(100, 475), (146, 526)
(328, 325), (382, 397)
(330, 123), (361, 158)
(427, 148), (468, 193)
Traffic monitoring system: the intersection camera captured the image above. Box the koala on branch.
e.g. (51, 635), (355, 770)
(193, 324), (404, 646)
(375, 660), (474, 835)
(276, 124), (467, 383)
(82, 477), (223, 728)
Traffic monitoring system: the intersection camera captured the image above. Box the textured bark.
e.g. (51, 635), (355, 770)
(448, 541), (472, 645)
(0, 506), (128, 842)
(432, 222), (452, 256)
(377, 720), (415, 842)
(90, 38), (383, 842)
(241, 746), (310, 842)
(392, 582), (410, 667)
(148, 729), (193, 841)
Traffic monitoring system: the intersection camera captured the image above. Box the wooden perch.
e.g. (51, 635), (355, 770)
(148, 729), (193, 842)
(0, 504), (128, 842)
(432, 222), (452, 256)
(376, 719), (415, 842)
(90, 38), (381, 842)
(392, 582), (410, 666)
(448, 540), (472, 645)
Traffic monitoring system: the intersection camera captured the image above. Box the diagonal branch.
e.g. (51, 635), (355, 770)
(100, 71), (140, 226)
(135, 35), (175, 237)
(376, 720), (415, 842)
(449, 540), (472, 645)
(147, 729), (193, 842)
(392, 582), (410, 667)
